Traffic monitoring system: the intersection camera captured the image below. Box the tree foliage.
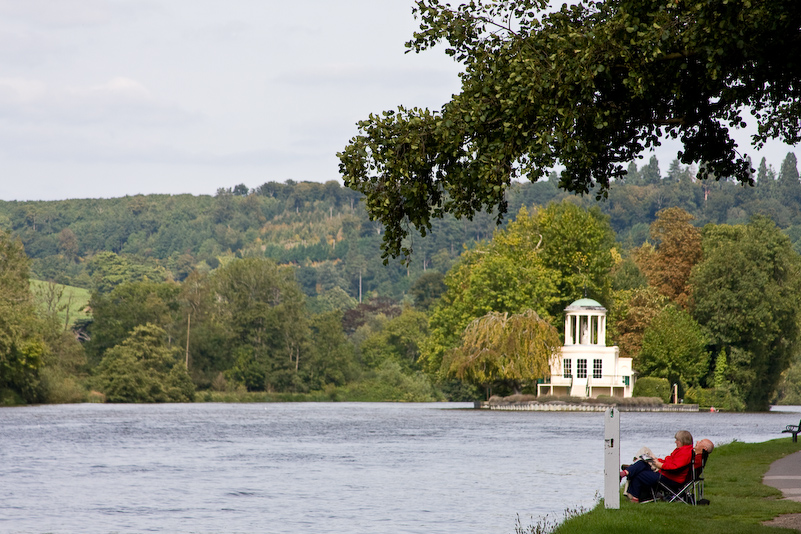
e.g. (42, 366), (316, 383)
(638, 304), (708, 387)
(636, 207), (702, 308)
(690, 216), (801, 410)
(442, 310), (560, 393)
(423, 202), (613, 373)
(212, 258), (309, 391)
(0, 231), (47, 403)
(95, 324), (195, 403)
(339, 0), (801, 259)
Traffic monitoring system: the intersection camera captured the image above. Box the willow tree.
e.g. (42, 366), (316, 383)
(339, 0), (801, 261)
(442, 310), (561, 395)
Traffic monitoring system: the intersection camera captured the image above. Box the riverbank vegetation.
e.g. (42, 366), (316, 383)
(535, 438), (801, 534)
(4, 157), (801, 408)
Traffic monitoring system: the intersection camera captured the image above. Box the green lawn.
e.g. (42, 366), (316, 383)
(30, 279), (91, 327)
(543, 438), (801, 534)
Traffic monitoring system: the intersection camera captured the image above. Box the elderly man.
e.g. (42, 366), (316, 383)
(694, 439), (714, 468)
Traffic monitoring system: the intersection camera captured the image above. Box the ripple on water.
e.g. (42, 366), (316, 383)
(0, 403), (797, 534)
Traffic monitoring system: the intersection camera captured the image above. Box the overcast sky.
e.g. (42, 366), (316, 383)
(0, 0), (797, 201)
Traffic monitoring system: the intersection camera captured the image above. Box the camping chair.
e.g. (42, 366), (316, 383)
(639, 452), (694, 504)
(656, 449), (710, 505)
(691, 449), (711, 504)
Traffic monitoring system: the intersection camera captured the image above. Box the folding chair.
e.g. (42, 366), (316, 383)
(657, 449), (710, 505)
(691, 449), (711, 504)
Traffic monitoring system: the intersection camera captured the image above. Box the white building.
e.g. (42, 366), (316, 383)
(537, 298), (634, 398)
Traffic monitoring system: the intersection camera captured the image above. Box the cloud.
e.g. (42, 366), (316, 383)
(0, 0), (112, 28)
(70, 76), (152, 100)
(0, 76), (197, 126)
(0, 27), (60, 65)
(277, 63), (457, 89)
(276, 63), (455, 87)
(184, 20), (252, 43)
(0, 77), (47, 103)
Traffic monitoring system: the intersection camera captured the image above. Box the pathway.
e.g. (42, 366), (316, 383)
(763, 449), (801, 531)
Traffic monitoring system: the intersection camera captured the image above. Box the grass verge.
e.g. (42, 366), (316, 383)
(542, 438), (801, 534)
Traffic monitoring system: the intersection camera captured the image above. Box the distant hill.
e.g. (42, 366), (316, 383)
(3, 152), (801, 304)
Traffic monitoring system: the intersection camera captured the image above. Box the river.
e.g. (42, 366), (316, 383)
(1, 402), (798, 533)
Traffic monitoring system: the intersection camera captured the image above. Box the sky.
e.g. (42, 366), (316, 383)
(0, 0), (797, 201)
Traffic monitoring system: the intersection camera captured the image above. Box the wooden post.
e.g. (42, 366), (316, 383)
(185, 313), (191, 370)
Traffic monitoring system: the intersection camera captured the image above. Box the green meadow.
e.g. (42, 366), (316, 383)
(30, 279), (91, 328)
(539, 438), (801, 534)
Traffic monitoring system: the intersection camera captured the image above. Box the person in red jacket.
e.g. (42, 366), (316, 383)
(620, 430), (694, 503)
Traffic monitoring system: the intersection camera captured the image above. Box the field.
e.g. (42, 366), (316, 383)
(29, 279), (91, 327)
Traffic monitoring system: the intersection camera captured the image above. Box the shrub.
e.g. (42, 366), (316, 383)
(684, 386), (745, 412)
(633, 376), (671, 402)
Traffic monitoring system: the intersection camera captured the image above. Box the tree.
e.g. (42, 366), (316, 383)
(636, 207), (702, 308)
(608, 287), (669, 362)
(87, 251), (167, 294)
(212, 257), (308, 391)
(641, 156), (662, 185)
(638, 304), (709, 388)
(95, 323), (195, 403)
(0, 231), (48, 403)
(338, 0), (801, 260)
(777, 152), (801, 206)
(359, 307), (429, 372)
(421, 208), (560, 374)
(57, 228), (79, 262)
(86, 281), (181, 366)
(303, 311), (357, 390)
(422, 203), (613, 374)
(441, 310), (561, 395)
(535, 201), (615, 318)
(690, 216), (801, 410)
(409, 271), (447, 310)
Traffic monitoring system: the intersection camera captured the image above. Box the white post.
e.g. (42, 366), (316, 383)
(604, 407), (620, 509)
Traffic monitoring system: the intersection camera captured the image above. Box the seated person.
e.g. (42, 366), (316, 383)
(694, 438), (714, 468)
(620, 430), (694, 503)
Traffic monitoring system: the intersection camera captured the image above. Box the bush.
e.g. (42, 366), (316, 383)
(328, 361), (444, 402)
(633, 376), (671, 402)
(38, 367), (86, 404)
(684, 386), (745, 412)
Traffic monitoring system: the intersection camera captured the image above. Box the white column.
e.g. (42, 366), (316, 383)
(600, 316), (606, 347)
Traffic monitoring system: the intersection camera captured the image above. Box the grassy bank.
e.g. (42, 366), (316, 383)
(536, 438), (801, 534)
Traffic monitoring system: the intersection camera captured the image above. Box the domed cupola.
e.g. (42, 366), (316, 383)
(564, 298), (607, 347)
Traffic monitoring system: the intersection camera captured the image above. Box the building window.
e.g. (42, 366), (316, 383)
(563, 359), (572, 378)
(623, 376), (630, 386)
(593, 359), (603, 379)
(577, 359), (587, 379)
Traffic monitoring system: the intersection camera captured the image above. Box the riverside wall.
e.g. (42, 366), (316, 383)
(478, 402), (700, 412)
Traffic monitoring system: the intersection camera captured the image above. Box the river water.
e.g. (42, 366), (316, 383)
(1, 403), (798, 534)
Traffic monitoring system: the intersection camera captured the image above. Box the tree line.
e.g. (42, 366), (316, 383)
(2, 154), (801, 408)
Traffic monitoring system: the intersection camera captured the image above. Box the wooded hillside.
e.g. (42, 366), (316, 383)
(2, 152), (801, 408)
